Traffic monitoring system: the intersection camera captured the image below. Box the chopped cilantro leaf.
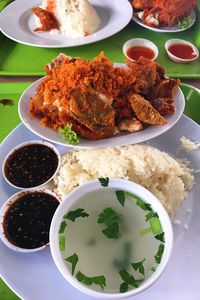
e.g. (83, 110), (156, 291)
(102, 222), (119, 239)
(120, 282), (129, 293)
(76, 271), (106, 290)
(116, 190), (126, 207)
(155, 244), (165, 264)
(93, 276), (106, 290)
(155, 232), (165, 243)
(59, 221), (67, 234)
(98, 177), (109, 187)
(65, 253), (79, 275)
(97, 207), (120, 239)
(64, 208), (89, 222)
(119, 269), (139, 288)
(98, 207), (120, 225)
(82, 276), (93, 285)
(150, 267), (156, 272)
(59, 124), (80, 145)
(131, 258), (146, 276)
(76, 271), (84, 282)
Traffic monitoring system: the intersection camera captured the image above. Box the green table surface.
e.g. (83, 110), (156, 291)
(0, 0), (200, 77)
(0, 81), (200, 300)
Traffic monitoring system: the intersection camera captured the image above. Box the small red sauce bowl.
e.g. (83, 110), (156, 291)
(123, 38), (159, 61)
(165, 39), (199, 63)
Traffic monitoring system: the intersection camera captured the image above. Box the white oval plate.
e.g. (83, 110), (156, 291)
(0, 0), (133, 48)
(18, 70), (185, 148)
(0, 115), (200, 300)
(132, 9), (196, 33)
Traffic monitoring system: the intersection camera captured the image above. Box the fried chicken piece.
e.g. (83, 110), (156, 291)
(149, 78), (180, 99)
(154, 0), (196, 27)
(46, 53), (71, 73)
(128, 93), (167, 125)
(32, 7), (59, 32)
(118, 118), (143, 133)
(156, 64), (165, 83)
(150, 98), (175, 115)
(58, 114), (107, 140)
(132, 0), (153, 9)
(126, 57), (157, 94)
(30, 80), (46, 116)
(69, 89), (115, 139)
(134, 0), (196, 27)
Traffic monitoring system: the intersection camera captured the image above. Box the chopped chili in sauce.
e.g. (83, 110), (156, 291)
(4, 143), (59, 188)
(3, 191), (59, 249)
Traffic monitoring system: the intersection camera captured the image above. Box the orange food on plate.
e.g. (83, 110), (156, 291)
(29, 53), (180, 140)
(32, 7), (60, 32)
(132, 0), (196, 27)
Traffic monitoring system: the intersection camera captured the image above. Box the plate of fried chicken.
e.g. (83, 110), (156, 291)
(18, 53), (184, 148)
(131, 0), (196, 32)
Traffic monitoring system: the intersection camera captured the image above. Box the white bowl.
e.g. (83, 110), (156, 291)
(123, 38), (159, 61)
(165, 39), (199, 63)
(50, 178), (173, 299)
(2, 140), (61, 189)
(0, 188), (61, 253)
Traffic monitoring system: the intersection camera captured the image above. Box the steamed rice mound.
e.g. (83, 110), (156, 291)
(53, 144), (194, 217)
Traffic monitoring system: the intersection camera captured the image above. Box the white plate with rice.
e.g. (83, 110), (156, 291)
(18, 77), (185, 148)
(0, 0), (133, 47)
(0, 114), (200, 299)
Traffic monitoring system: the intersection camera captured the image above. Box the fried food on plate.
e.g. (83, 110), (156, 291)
(126, 56), (157, 94)
(29, 52), (180, 141)
(128, 93), (167, 125)
(32, 7), (59, 32)
(132, 0), (196, 27)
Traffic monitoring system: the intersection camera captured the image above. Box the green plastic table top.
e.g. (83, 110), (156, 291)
(0, 0), (200, 77)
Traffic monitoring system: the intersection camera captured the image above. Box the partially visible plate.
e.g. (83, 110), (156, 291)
(0, 0), (133, 48)
(18, 66), (185, 148)
(181, 83), (200, 125)
(0, 115), (200, 300)
(132, 9), (196, 33)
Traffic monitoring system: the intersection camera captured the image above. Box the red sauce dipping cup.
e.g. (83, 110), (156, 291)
(123, 38), (159, 61)
(165, 39), (199, 63)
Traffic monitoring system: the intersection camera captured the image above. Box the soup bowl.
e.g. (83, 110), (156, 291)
(50, 178), (173, 298)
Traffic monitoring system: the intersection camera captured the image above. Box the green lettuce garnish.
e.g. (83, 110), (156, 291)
(59, 123), (80, 145)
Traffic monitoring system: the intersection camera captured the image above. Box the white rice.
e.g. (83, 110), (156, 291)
(53, 144), (194, 217)
(178, 136), (200, 153)
(42, 0), (100, 37)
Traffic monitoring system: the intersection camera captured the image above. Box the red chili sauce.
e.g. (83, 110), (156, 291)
(168, 44), (197, 60)
(126, 46), (155, 60)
